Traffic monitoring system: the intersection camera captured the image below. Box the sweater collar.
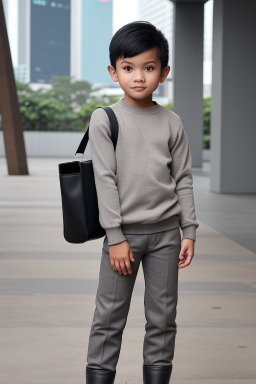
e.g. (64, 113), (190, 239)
(117, 98), (162, 115)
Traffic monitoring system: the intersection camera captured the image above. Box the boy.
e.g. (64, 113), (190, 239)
(86, 21), (199, 384)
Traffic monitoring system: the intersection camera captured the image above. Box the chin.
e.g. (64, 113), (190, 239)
(130, 92), (149, 98)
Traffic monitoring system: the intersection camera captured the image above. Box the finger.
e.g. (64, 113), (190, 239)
(110, 259), (117, 272)
(115, 261), (122, 274)
(125, 260), (132, 275)
(119, 261), (127, 275)
(129, 252), (135, 262)
(178, 261), (189, 269)
(179, 249), (187, 260)
(178, 256), (187, 266)
(178, 255), (193, 269)
(178, 260), (187, 268)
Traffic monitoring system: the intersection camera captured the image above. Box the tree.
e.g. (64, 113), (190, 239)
(203, 97), (211, 149)
(12, 78), (120, 131)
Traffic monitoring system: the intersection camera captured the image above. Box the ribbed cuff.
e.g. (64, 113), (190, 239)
(181, 225), (197, 242)
(106, 227), (127, 245)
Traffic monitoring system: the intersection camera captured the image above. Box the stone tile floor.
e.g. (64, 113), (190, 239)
(0, 158), (255, 383)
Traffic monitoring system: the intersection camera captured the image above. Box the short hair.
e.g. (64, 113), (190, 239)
(109, 21), (169, 71)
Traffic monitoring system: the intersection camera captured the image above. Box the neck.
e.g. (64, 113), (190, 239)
(123, 94), (155, 108)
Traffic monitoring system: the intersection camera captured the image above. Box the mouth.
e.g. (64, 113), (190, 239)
(132, 87), (146, 92)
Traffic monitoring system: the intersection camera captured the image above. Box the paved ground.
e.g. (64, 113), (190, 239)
(0, 157), (256, 384)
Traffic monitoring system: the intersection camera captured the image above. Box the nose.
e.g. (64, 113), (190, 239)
(133, 70), (145, 83)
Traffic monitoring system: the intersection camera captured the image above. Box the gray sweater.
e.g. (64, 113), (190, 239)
(89, 98), (199, 245)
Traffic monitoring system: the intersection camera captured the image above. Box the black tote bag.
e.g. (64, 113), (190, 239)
(58, 106), (119, 243)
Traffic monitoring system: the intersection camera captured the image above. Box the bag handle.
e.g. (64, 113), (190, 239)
(72, 106), (119, 161)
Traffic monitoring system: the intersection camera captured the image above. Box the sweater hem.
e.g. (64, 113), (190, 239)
(121, 215), (180, 235)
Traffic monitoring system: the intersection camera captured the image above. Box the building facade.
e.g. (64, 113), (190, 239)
(81, 0), (113, 85)
(14, 0), (71, 84)
(30, 0), (71, 84)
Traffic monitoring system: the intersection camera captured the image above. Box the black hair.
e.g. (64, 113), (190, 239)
(109, 21), (169, 71)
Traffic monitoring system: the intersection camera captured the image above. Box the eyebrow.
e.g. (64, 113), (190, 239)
(120, 60), (157, 65)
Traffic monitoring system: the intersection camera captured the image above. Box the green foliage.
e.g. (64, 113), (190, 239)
(49, 75), (93, 109)
(203, 97), (211, 149)
(79, 100), (108, 128)
(163, 102), (174, 110)
(17, 79), (81, 131)
(13, 76), (119, 131)
(79, 95), (121, 127)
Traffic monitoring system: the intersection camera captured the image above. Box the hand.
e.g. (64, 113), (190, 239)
(178, 238), (195, 269)
(109, 240), (135, 275)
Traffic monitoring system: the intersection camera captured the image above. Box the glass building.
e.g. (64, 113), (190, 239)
(30, 0), (71, 84)
(81, 0), (113, 84)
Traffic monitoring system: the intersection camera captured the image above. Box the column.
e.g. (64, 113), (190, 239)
(172, 1), (206, 167)
(211, 0), (256, 192)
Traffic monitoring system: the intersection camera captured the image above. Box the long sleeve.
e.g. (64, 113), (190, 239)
(88, 108), (126, 245)
(169, 119), (199, 241)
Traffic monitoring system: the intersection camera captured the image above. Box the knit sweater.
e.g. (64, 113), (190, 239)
(89, 98), (199, 246)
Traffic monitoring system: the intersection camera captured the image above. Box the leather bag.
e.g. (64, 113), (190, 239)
(58, 106), (119, 243)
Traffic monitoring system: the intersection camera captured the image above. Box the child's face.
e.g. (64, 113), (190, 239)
(108, 47), (170, 107)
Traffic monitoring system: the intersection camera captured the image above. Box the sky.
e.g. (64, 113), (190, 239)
(113, 0), (139, 32)
(4, 0), (18, 65)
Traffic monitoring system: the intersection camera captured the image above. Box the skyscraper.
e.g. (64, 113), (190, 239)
(81, 0), (113, 85)
(17, 0), (71, 84)
(30, 0), (70, 84)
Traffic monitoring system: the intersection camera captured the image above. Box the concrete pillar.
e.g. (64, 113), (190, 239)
(211, 0), (256, 193)
(172, 1), (206, 167)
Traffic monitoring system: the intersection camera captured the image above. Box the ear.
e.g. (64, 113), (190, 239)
(108, 65), (119, 82)
(159, 65), (170, 83)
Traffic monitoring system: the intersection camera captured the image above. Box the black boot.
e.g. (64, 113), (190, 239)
(143, 364), (172, 384)
(86, 366), (116, 384)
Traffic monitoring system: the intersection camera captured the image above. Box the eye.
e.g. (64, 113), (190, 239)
(146, 66), (154, 71)
(124, 66), (132, 72)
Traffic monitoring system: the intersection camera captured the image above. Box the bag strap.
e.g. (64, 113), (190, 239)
(74, 106), (119, 159)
